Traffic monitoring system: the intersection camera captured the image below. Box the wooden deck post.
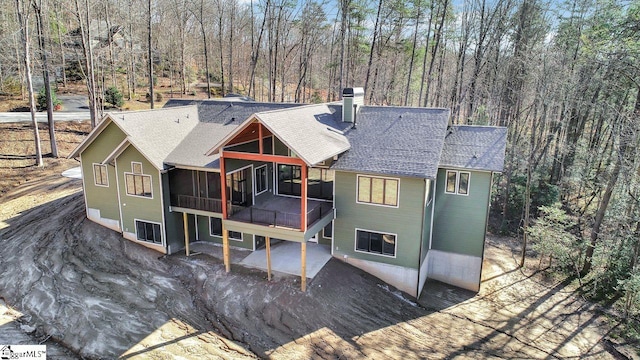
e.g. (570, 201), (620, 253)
(301, 165), (308, 231)
(258, 122), (263, 155)
(183, 212), (190, 256)
(266, 237), (272, 281)
(222, 223), (230, 272)
(220, 151), (228, 219)
(301, 242), (307, 292)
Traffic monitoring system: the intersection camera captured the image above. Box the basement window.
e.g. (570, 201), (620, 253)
(445, 170), (470, 195)
(135, 220), (162, 245)
(355, 229), (396, 257)
(228, 230), (243, 242)
(93, 163), (108, 187)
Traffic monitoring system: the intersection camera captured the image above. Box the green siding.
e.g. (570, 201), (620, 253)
(333, 171), (426, 269)
(197, 216), (254, 250)
(163, 172), (187, 253)
(432, 169), (491, 257)
(116, 146), (164, 239)
(81, 122), (126, 221)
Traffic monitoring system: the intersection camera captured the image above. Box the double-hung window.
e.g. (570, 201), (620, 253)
(355, 229), (396, 257)
(93, 164), (108, 186)
(357, 175), (399, 207)
(445, 170), (470, 195)
(125, 162), (152, 198)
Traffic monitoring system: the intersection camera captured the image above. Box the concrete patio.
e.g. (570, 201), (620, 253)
(240, 241), (332, 278)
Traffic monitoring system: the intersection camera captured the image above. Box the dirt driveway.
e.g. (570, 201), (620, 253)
(0, 169), (623, 359)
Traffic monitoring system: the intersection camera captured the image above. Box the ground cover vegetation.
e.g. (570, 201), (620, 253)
(1, 0), (639, 352)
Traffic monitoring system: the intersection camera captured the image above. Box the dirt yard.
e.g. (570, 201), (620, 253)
(0, 121), (633, 359)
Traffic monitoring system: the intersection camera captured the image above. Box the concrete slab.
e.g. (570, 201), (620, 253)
(61, 166), (82, 179)
(240, 242), (331, 278)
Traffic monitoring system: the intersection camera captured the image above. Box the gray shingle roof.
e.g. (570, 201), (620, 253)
(108, 105), (200, 169)
(163, 99), (303, 168)
(254, 104), (351, 166)
(331, 106), (451, 178)
(439, 125), (507, 172)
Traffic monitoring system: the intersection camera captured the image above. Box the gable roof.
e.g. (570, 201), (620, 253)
(331, 106), (451, 178)
(164, 99), (303, 168)
(206, 103), (351, 166)
(254, 104), (350, 166)
(439, 125), (507, 172)
(106, 106), (200, 169)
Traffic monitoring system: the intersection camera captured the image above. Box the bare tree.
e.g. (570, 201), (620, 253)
(15, 0), (43, 166)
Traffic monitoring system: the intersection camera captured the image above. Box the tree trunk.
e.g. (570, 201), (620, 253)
(404, 0), (422, 106)
(33, 0), (58, 158)
(148, 0), (154, 108)
(16, 0), (43, 167)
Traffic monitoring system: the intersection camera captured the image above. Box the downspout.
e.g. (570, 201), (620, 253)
(352, 104), (357, 129)
(416, 178), (428, 298)
(478, 172), (495, 291)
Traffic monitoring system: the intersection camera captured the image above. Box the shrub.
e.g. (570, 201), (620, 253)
(36, 87), (62, 111)
(155, 92), (163, 102)
(104, 86), (124, 108)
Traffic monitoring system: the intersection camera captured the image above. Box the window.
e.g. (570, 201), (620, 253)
(210, 217), (222, 236)
(277, 164), (301, 196)
(228, 230), (242, 241)
(357, 175), (399, 207)
(445, 170), (470, 195)
(135, 220), (162, 244)
(125, 162), (152, 197)
(355, 229), (396, 257)
(255, 165), (268, 194)
(93, 164), (108, 186)
(308, 168), (334, 200)
(323, 221), (333, 239)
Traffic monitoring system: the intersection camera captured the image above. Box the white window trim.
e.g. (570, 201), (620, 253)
(209, 217), (223, 237)
(355, 174), (400, 208)
(354, 227), (398, 259)
(131, 161), (143, 173)
(323, 220), (333, 239)
(134, 218), (164, 246)
(254, 164), (268, 195)
(445, 170), (471, 196)
(228, 230), (243, 242)
(124, 172), (154, 199)
(92, 163), (109, 187)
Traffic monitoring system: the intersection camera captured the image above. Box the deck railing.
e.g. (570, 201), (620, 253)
(171, 194), (222, 213)
(229, 202), (333, 229)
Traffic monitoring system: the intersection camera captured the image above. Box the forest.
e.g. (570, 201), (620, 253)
(2, 0), (640, 337)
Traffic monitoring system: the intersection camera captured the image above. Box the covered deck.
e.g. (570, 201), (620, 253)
(229, 193), (333, 230)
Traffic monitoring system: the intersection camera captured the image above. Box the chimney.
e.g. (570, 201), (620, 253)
(342, 87), (364, 123)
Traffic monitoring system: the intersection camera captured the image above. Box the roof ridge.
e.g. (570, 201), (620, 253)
(106, 104), (198, 116)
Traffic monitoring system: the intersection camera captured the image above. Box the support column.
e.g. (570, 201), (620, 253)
(183, 212), (190, 256)
(222, 223), (230, 272)
(301, 165), (308, 231)
(258, 122), (263, 155)
(220, 151), (228, 219)
(301, 242), (307, 292)
(266, 237), (272, 281)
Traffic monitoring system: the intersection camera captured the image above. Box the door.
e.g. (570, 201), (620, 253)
(227, 169), (250, 206)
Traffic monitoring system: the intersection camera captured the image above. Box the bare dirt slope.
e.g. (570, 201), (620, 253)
(0, 122), (622, 359)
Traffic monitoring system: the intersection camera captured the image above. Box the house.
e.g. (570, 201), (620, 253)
(68, 89), (506, 297)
